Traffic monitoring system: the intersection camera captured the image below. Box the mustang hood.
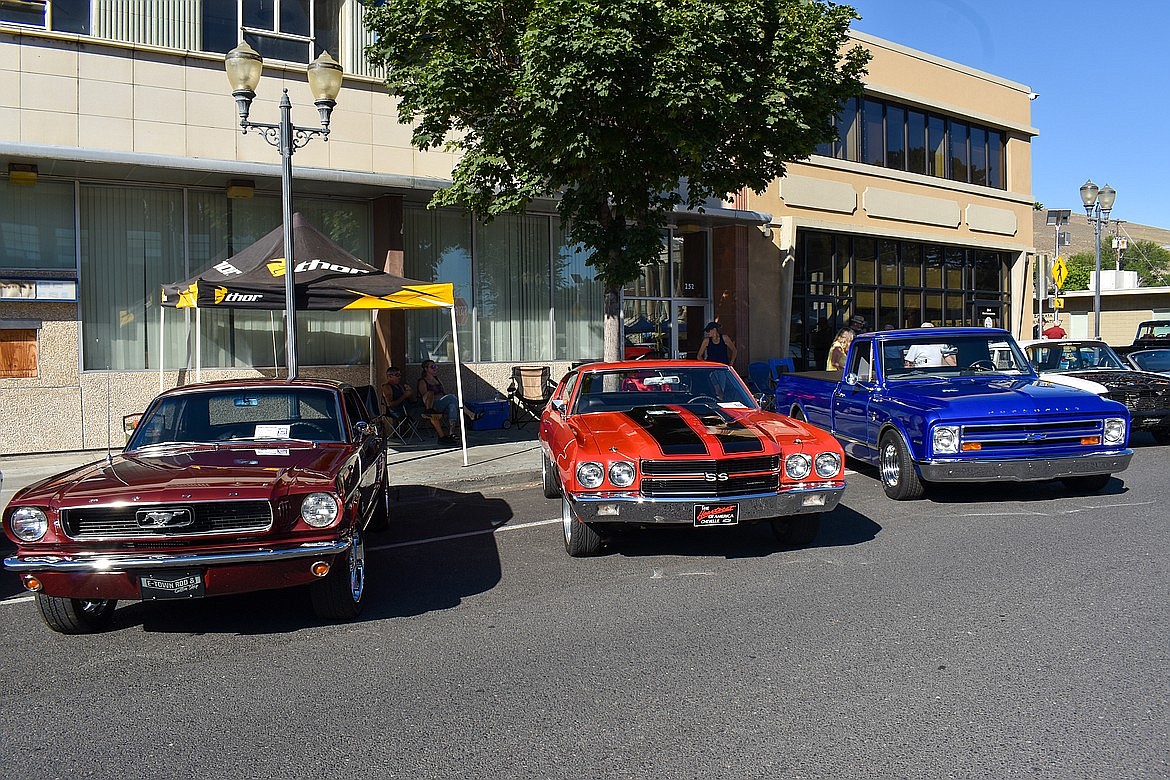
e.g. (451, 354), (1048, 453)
(572, 405), (813, 458)
(883, 376), (1122, 419)
(18, 444), (348, 507)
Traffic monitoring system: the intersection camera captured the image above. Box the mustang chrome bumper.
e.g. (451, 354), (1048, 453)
(2, 540), (351, 573)
(567, 484), (844, 524)
(917, 450), (1133, 483)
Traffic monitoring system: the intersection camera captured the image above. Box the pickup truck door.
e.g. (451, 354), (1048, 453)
(832, 339), (877, 455)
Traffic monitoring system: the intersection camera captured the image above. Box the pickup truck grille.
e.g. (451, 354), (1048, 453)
(959, 419), (1106, 449)
(639, 456), (780, 498)
(60, 501), (273, 540)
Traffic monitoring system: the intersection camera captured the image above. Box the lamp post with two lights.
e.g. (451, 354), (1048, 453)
(224, 43), (343, 378)
(1078, 180), (1116, 340)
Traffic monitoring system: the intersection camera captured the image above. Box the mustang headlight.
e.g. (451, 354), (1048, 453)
(608, 461), (635, 488)
(10, 507), (48, 542)
(785, 453), (812, 480)
(576, 462), (605, 489)
(814, 452), (841, 479)
(932, 425), (960, 455)
(301, 493), (340, 528)
(1103, 417), (1126, 444)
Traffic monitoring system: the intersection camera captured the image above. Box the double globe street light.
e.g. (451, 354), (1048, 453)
(224, 43), (344, 378)
(1079, 180), (1116, 340)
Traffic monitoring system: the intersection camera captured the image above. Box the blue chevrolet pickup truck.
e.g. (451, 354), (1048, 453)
(773, 327), (1134, 499)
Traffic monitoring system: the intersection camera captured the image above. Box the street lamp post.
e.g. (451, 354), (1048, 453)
(224, 43), (343, 379)
(1079, 180), (1117, 340)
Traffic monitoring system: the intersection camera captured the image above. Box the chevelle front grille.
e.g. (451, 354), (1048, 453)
(60, 501), (273, 540)
(1105, 389), (1170, 414)
(639, 456), (780, 498)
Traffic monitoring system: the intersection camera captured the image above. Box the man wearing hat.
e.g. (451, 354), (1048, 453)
(697, 321), (737, 366)
(848, 314), (868, 334)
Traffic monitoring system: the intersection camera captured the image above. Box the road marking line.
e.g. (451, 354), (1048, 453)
(369, 517), (560, 551)
(1, 594), (34, 606)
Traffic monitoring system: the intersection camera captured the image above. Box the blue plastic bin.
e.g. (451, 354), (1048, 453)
(469, 399), (510, 430)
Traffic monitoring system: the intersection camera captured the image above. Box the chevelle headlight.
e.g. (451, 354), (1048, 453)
(576, 462), (605, 489)
(10, 507), (48, 542)
(814, 452), (841, 479)
(785, 453), (812, 480)
(932, 425), (960, 455)
(301, 493), (340, 528)
(608, 461), (636, 487)
(1103, 417), (1126, 445)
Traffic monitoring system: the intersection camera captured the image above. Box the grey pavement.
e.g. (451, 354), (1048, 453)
(0, 422), (543, 510)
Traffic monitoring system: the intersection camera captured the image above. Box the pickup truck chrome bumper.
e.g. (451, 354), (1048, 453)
(3, 540), (350, 573)
(918, 450), (1133, 483)
(567, 484), (845, 524)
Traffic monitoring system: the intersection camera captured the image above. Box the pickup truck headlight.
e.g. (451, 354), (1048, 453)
(814, 452), (841, 478)
(1103, 417), (1126, 444)
(576, 462), (605, 489)
(932, 425), (960, 455)
(785, 453), (812, 480)
(10, 507), (48, 542)
(301, 493), (340, 528)
(608, 461), (635, 487)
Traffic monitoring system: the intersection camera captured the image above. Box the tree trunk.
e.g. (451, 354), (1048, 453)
(603, 282), (622, 363)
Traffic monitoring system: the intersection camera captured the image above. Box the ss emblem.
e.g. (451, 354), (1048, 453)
(703, 472), (729, 482)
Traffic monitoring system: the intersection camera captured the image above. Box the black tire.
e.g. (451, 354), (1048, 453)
(542, 452), (562, 499)
(789, 406), (806, 422)
(770, 514), (820, 547)
(561, 495), (603, 557)
(36, 595), (116, 635)
(878, 431), (925, 500)
(1061, 474), (1111, 493)
(310, 527), (365, 621)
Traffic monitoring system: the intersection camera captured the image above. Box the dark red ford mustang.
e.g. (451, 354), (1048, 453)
(539, 360), (846, 556)
(3, 379), (389, 634)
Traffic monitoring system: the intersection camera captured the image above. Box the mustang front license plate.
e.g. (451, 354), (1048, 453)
(694, 503), (739, 527)
(139, 570), (206, 600)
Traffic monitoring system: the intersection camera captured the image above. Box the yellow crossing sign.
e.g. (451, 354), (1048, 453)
(1052, 297), (1065, 309)
(1051, 255), (1068, 289)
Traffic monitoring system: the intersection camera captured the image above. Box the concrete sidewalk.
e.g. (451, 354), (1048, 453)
(0, 423), (543, 509)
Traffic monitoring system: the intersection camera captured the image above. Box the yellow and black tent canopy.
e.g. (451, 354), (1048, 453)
(162, 212), (453, 311)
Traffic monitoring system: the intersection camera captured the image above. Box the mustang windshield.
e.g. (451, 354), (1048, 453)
(573, 366), (756, 413)
(883, 335), (1032, 380)
(128, 387), (343, 448)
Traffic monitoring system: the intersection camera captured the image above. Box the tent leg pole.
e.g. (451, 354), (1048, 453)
(159, 305), (165, 393)
(450, 305), (468, 467)
(195, 307), (202, 383)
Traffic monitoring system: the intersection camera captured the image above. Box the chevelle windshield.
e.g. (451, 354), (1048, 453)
(129, 388), (343, 448)
(1025, 342), (1127, 372)
(882, 335), (1032, 380)
(572, 366), (756, 414)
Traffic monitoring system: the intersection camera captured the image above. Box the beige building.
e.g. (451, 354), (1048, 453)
(1, 11), (1037, 454)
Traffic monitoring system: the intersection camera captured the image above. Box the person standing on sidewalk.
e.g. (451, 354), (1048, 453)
(697, 321), (737, 365)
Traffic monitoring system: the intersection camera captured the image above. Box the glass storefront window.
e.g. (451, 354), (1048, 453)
(805, 232), (833, 294)
(404, 207), (472, 363)
(1, 180), (76, 270)
(624, 237), (670, 298)
(944, 247), (965, 289)
(476, 213), (553, 362)
(853, 237), (876, 285)
(878, 240), (899, 286)
(622, 299), (671, 360)
(902, 243), (922, 288)
(672, 231), (707, 298)
(554, 231), (603, 361)
(878, 290), (900, 331)
(924, 245), (944, 287)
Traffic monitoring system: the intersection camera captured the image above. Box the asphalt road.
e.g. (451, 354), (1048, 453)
(1, 441), (1167, 779)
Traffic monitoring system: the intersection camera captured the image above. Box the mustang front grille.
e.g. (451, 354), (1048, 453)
(639, 456), (780, 498)
(60, 500), (273, 540)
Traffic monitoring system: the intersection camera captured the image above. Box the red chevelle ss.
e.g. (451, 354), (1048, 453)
(539, 361), (846, 556)
(3, 379), (388, 634)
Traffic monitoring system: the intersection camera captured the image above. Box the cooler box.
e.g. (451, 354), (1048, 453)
(469, 399), (509, 430)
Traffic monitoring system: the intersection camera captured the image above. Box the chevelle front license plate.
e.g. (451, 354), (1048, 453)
(694, 503), (739, 527)
(139, 570), (206, 600)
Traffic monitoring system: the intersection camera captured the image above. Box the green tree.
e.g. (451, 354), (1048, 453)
(363, 0), (869, 360)
(1065, 239), (1170, 291)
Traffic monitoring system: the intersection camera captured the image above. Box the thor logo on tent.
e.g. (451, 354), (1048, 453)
(214, 287), (263, 304)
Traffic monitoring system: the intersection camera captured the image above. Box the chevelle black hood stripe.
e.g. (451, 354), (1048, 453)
(623, 407), (708, 455)
(691, 409), (766, 454)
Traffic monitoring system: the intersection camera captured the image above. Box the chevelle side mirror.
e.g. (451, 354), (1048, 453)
(551, 399), (567, 414)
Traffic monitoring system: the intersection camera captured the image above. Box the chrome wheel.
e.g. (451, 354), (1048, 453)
(880, 441), (900, 486)
(561, 494), (573, 545)
(349, 526), (366, 603)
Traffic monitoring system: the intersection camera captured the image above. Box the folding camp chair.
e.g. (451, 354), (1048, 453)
(507, 365), (554, 428)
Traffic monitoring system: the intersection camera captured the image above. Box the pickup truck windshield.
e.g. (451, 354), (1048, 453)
(128, 387), (344, 447)
(573, 366), (756, 413)
(882, 335), (1031, 380)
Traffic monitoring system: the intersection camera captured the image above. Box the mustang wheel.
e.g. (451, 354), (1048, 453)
(879, 431), (925, 500)
(542, 452), (562, 499)
(562, 495), (603, 557)
(1061, 474), (1111, 493)
(311, 527), (365, 621)
(770, 514), (820, 547)
(36, 595), (116, 635)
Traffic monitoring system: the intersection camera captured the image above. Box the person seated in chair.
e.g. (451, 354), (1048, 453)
(382, 366), (414, 428)
(417, 359), (480, 444)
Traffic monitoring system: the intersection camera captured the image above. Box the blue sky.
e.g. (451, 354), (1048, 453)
(850, 0), (1170, 230)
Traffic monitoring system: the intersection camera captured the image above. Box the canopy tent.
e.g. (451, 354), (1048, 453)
(160, 213), (471, 465)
